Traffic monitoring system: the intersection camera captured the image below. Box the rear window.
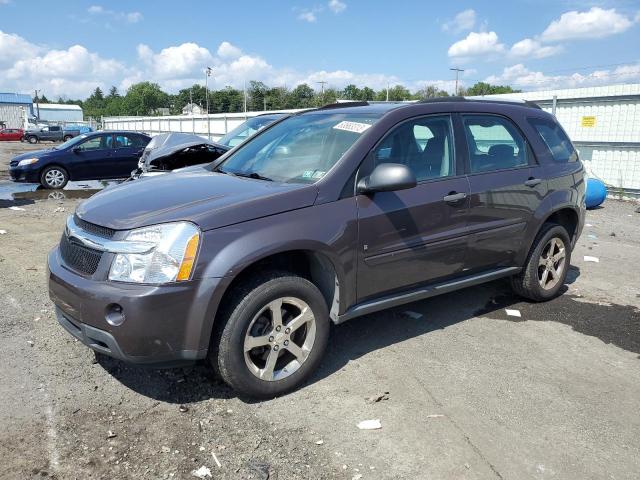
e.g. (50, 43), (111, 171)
(528, 118), (577, 163)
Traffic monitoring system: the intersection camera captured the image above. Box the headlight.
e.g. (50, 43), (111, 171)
(108, 222), (200, 284)
(17, 158), (38, 167)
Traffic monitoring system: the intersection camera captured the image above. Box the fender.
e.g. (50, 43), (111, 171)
(194, 197), (359, 351)
(517, 188), (583, 265)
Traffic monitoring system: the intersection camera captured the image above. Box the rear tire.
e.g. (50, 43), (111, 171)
(28, 136), (38, 144)
(63, 135), (72, 141)
(40, 166), (69, 189)
(511, 223), (571, 302)
(211, 272), (330, 398)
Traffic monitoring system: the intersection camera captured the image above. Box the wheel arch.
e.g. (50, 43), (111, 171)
(197, 245), (344, 355)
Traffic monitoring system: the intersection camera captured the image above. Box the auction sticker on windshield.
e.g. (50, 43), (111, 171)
(333, 121), (372, 134)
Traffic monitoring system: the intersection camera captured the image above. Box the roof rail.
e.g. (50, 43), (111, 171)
(417, 96), (541, 110)
(317, 101), (369, 110)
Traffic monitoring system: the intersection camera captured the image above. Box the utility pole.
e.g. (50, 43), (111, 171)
(34, 89), (40, 121)
(316, 80), (327, 104)
(243, 80), (247, 113)
(450, 68), (464, 96)
(386, 83), (389, 102)
(205, 67), (212, 139)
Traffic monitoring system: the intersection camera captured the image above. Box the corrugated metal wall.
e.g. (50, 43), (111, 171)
(0, 104), (28, 129)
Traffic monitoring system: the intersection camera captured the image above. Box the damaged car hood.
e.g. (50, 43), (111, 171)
(138, 133), (229, 172)
(76, 170), (318, 231)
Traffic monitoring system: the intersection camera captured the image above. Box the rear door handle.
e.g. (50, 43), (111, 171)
(525, 178), (542, 187)
(443, 192), (467, 203)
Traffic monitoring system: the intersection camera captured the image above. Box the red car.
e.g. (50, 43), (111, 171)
(0, 128), (24, 141)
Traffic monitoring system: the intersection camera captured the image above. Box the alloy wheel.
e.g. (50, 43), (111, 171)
(538, 237), (566, 290)
(244, 297), (316, 382)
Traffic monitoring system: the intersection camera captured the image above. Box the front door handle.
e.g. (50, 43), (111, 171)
(525, 178), (542, 187)
(443, 192), (467, 203)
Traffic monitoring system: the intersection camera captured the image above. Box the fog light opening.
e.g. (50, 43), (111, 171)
(105, 303), (125, 326)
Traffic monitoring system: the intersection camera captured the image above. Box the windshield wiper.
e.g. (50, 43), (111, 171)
(233, 171), (273, 181)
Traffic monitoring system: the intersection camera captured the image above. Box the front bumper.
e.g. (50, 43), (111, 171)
(48, 246), (221, 367)
(9, 166), (39, 183)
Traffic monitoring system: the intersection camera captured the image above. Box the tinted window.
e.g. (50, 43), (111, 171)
(463, 115), (529, 173)
(529, 118), (577, 163)
(373, 115), (454, 181)
(77, 136), (107, 151)
(114, 134), (146, 148)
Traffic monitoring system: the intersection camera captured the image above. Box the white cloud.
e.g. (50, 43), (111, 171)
(126, 12), (143, 23)
(217, 41), (242, 59)
(88, 4), (143, 24)
(541, 7), (634, 42)
(442, 9), (476, 33)
(328, 0), (346, 14)
(0, 30), (42, 68)
(509, 38), (563, 59)
(136, 42), (214, 80)
(485, 62), (640, 90)
(1, 34), (126, 98)
(298, 9), (319, 23)
(448, 31), (505, 59)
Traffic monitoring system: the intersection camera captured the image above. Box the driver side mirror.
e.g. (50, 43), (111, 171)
(357, 163), (417, 194)
(72, 147), (81, 154)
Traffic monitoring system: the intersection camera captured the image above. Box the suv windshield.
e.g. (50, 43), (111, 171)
(217, 115), (284, 148)
(216, 112), (381, 183)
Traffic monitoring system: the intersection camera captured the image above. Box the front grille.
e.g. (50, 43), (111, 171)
(74, 215), (115, 239)
(60, 234), (103, 275)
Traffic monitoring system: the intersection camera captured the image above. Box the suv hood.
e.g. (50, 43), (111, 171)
(76, 170), (318, 231)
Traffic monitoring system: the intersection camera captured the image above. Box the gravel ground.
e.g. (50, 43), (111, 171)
(0, 141), (639, 479)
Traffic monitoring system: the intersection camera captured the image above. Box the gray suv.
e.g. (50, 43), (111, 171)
(48, 99), (586, 398)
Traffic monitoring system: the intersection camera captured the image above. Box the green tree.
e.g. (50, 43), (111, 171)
(122, 82), (170, 116)
(210, 86), (244, 113)
(376, 85), (412, 101)
(417, 85), (450, 99)
(83, 87), (106, 118)
(342, 84), (361, 100)
(247, 81), (269, 111)
(464, 82), (521, 96)
(286, 84), (315, 108)
(359, 86), (376, 101)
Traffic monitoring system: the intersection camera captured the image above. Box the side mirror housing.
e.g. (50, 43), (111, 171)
(357, 163), (417, 194)
(72, 147), (81, 154)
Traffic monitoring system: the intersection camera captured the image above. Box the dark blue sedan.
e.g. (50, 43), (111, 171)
(9, 131), (151, 188)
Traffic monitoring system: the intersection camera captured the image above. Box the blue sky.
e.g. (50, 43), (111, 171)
(1, 0), (639, 99)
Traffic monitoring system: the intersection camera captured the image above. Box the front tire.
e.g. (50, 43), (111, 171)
(40, 166), (69, 189)
(28, 136), (38, 144)
(211, 272), (330, 398)
(63, 135), (72, 141)
(511, 224), (571, 301)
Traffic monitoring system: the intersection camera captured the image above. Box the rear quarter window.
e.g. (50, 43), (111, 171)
(528, 118), (577, 163)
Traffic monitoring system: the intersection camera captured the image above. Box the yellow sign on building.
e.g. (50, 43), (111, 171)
(581, 116), (596, 127)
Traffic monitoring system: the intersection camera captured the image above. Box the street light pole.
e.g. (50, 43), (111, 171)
(450, 68), (464, 96)
(205, 67), (212, 139)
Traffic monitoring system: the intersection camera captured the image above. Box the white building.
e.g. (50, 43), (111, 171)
(182, 103), (204, 115)
(35, 103), (83, 123)
(0, 92), (33, 129)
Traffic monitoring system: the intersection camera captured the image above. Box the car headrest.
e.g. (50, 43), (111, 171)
(488, 144), (514, 157)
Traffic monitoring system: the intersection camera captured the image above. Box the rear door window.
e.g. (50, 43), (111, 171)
(528, 118), (577, 163)
(462, 115), (529, 173)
